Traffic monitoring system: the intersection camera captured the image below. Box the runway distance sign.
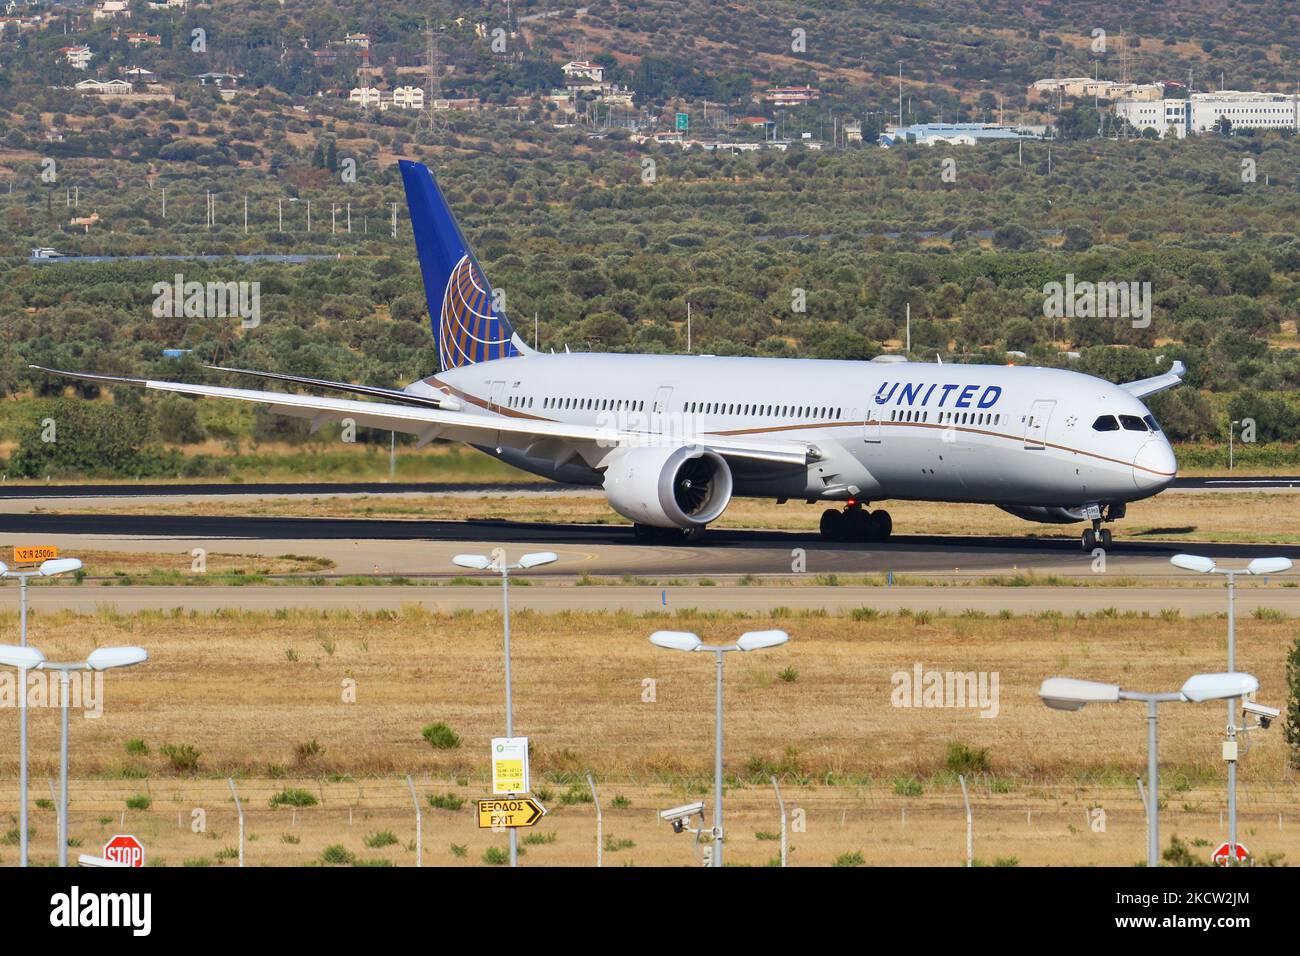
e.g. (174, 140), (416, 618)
(477, 797), (547, 829)
(13, 546), (58, 564)
(491, 736), (529, 795)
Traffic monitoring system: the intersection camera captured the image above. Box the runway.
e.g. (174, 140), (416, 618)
(2, 511), (1300, 578)
(3, 477), (1298, 580)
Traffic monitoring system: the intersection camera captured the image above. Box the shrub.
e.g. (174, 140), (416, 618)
(427, 793), (465, 811)
(294, 739), (323, 763)
(320, 844), (356, 865)
(269, 788), (318, 808)
(944, 741), (991, 774)
(159, 743), (200, 774)
(125, 794), (151, 811)
(363, 830), (398, 849)
(421, 722), (461, 749)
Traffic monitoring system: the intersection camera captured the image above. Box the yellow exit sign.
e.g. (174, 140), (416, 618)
(13, 546), (58, 564)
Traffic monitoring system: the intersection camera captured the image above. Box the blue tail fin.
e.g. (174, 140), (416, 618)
(399, 159), (520, 370)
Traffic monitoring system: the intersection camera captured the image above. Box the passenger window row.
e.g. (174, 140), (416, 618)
(541, 396), (646, 412)
(684, 403), (842, 419)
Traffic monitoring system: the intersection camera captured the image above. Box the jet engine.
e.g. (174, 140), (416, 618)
(602, 445), (733, 529)
(997, 505), (1088, 524)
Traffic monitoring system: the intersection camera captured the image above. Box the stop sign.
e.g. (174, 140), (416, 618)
(103, 834), (145, 868)
(1212, 841), (1249, 866)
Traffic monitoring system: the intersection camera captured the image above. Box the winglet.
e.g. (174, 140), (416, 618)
(1119, 360), (1186, 400)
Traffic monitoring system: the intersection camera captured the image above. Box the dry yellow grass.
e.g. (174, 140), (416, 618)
(54, 489), (1300, 546)
(1, 607), (1295, 866)
(0, 549), (332, 580)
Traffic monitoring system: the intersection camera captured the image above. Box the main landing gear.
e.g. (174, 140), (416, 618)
(819, 502), (892, 543)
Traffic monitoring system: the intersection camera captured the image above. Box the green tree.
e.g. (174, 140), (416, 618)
(1285, 636), (1300, 771)
(10, 400), (178, 478)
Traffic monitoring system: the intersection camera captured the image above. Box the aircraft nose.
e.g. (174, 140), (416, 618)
(1133, 439), (1177, 490)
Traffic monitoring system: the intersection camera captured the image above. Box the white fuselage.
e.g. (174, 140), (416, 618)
(417, 353), (1177, 509)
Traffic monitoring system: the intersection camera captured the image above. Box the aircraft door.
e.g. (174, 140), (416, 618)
(488, 380), (506, 412)
(1024, 399), (1055, 449)
(864, 407), (882, 443)
(651, 386), (673, 414)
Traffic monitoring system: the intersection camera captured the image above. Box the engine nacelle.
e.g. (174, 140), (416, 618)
(998, 505), (1088, 524)
(602, 445), (733, 529)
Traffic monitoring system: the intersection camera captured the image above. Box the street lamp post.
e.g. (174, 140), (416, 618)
(0, 556), (83, 867)
(649, 629), (789, 867)
(452, 550), (557, 868)
(0, 643), (146, 866)
(1040, 671), (1259, 867)
(1169, 553), (1291, 863)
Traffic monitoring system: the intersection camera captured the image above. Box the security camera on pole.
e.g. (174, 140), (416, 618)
(650, 629), (789, 867)
(1040, 671), (1260, 867)
(453, 550), (557, 867)
(0, 643), (146, 866)
(0, 552), (83, 868)
(1169, 554), (1292, 864)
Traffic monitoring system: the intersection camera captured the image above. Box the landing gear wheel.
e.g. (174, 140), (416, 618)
(820, 508), (844, 541)
(867, 509), (893, 542)
(680, 525), (706, 544)
(844, 507), (870, 540)
(1082, 529), (1097, 551)
(633, 523), (653, 542)
(1099, 528), (1112, 549)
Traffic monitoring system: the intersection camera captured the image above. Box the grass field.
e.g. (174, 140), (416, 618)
(0, 607), (1295, 866)
(46, 488), (1300, 546)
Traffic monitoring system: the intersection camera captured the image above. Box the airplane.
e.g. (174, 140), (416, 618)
(33, 159), (1183, 551)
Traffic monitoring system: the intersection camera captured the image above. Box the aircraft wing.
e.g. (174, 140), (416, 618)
(29, 366), (812, 468)
(1118, 360), (1186, 399)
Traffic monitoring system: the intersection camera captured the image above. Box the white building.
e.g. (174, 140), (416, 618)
(562, 60), (603, 83)
(348, 86), (381, 107)
(76, 78), (132, 94)
(92, 0), (130, 20)
(59, 45), (93, 69)
(390, 86), (424, 109)
(1188, 91), (1298, 133)
(1032, 77), (1164, 101)
(1115, 98), (1188, 138)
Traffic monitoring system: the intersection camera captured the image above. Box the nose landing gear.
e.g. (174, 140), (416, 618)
(819, 502), (892, 543)
(1080, 504), (1122, 551)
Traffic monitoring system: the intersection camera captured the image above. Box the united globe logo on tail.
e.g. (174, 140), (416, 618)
(440, 254), (517, 370)
(399, 159), (520, 370)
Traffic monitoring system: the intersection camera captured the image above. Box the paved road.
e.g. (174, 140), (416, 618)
(0, 584), (1290, 615)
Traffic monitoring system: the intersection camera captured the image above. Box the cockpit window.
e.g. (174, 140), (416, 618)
(1143, 414), (1162, 433)
(1119, 415), (1149, 432)
(1092, 415), (1120, 432)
